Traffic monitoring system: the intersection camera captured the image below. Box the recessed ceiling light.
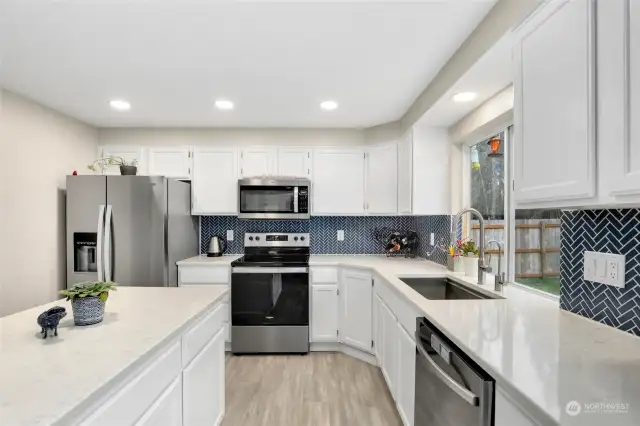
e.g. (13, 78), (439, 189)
(451, 92), (477, 103)
(320, 100), (338, 111)
(215, 100), (234, 110)
(109, 99), (131, 111)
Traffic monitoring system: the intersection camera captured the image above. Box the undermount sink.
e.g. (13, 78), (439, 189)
(399, 277), (503, 300)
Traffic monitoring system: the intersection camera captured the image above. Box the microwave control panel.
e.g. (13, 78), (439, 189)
(298, 187), (309, 213)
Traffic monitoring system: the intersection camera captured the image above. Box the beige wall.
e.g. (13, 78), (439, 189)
(0, 89), (98, 317)
(99, 127), (366, 147)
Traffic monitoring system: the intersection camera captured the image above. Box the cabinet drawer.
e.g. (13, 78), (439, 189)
(182, 303), (226, 367)
(311, 267), (338, 283)
(79, 341), (181, 426)
(179, 266), (229, 284)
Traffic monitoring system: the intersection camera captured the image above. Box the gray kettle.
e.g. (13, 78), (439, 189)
(207, 236), (227, 257)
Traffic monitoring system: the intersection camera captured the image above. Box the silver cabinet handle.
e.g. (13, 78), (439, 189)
(415, 331), (479, 406)
(104, 205), (113, 282)
(96, 205), (105, 282)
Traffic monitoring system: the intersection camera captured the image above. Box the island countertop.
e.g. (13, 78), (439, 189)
(0, 286), (228, 426)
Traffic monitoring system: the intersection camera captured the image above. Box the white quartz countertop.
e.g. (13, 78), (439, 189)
(176, 254), (242, 265)
(180, 253), (640, 424)
(0, 286), (228, 426)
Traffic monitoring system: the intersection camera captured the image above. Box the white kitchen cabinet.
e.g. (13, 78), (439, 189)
(100, 146), (145, 175)
(312, 148), (365, 214)
(380, 300), (398, 398)
(278, 147), (311, 177)
(397, 324), (415, 426)
(339, 269), (372, 353)
(514, 0), (597, 204)
(373, 293), (383, 360)
(240, 147), (277, 177)
(310, 284), (339, 342)
(192, 147), (239, 215)
(397, 130), (413, 214)
(134, 377), (182, 426)
(147, 147), (191, 179)
(366, 143), (398, 214)
(495, 387), (539, 426)
(602, 0), (640, 197)
(183, 327), (225, 426)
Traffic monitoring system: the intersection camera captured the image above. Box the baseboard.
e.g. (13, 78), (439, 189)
(310, 342), (378, 366)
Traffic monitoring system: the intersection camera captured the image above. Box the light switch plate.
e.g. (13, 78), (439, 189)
(584, 251), (625, 288)
(337, 230), (344, 241)
(227, 230), (234, 241)
(430, 233), (435, 245)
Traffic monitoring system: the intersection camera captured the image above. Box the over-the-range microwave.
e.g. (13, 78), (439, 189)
(238, 177), (310, 220)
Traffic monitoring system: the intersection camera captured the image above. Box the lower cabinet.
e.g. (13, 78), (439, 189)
(310, 284), (339, 342)
(183, 327), (226, 426)
(495, 386), (540, 426)
(339, 269), (373, 353)
(396, 324), (416, 426)
(134, 377), (183, 426)
(380, 300), (398, 397)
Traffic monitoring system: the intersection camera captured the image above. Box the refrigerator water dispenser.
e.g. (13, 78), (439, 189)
(74, 233), (97, 272)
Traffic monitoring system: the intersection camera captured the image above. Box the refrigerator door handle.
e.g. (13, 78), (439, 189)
(97, 205), (105, 282)
(104, 205), (113, 282)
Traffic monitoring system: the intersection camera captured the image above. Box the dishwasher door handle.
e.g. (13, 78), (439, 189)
(416, 331), (479, 406)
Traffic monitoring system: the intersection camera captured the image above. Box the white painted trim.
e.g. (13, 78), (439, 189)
(508, 280), (560, 302)
(309, 342), (378, 367)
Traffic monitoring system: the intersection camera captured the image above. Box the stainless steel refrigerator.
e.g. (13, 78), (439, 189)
(66, 176), (198, 288)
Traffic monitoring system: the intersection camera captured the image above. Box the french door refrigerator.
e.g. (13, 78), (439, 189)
(66, 176), (198, 288)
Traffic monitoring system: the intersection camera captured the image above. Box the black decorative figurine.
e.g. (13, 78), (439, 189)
(37, 306), (67, 338)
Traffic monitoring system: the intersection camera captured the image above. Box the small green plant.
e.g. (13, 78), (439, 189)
(459, 239), (480, 257)
(88, 156), (138, 174)
(60, 281), (117, 303)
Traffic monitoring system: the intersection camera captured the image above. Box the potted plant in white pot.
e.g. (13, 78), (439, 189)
(460, 239), (480, 277)
(88, 156), (139, 175)
(60, 282), (117, 326)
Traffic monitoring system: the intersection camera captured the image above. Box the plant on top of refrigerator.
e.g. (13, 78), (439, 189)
(88, 156), (138, 174)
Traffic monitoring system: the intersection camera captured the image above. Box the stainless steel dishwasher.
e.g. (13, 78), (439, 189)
(415, 318), (494, 426)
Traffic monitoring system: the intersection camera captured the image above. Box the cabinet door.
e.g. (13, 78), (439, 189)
(373, 293), (383, 360)
(240, 147), (277, 177)
(366, 143), (398, 214)
(278, 147), (311, 177)
(313, 148), (365, 214)
(380, 300), (398, 399)
(339, 269), (372, 353)
(183, 327), (225, 426)
(192, 148), (239, 215)
(310, 284), (338, 342)
(397, 324), (415, 426)
(495, 387), (539, 426)
(134, 377), (182, 426)
(514, 0), (596, 204)
(604, 1), (640, 196)
(101, 146), (145, 175)
(147, 147), (191, 178)
(397, 130), (413, 214)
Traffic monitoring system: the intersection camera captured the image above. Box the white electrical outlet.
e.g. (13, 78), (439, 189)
(337, 230), (344, 241)
(227, 230), (234, 241)
(430, 233), (435, 245)
(583, 251), (625, 288)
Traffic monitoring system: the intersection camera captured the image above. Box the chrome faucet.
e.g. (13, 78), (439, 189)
(450, 208), (490, 285)
(485, 239), (506, 292)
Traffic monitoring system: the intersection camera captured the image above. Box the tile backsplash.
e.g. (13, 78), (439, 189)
(200, 215), (450, 264)
(560, 209), (640, 336)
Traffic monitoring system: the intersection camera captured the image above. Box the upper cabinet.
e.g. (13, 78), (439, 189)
(366, 143), (398, 214)
(278, 147), (312, 177)
(514, 0), (596, 204)
(100, 146), (145, 175)
(147, 147), (192, 179)
(240, 147), (277, 177)
(397, 131), (413, 214)
(312, 147), (365, 215)
(192, 147), (239, 215)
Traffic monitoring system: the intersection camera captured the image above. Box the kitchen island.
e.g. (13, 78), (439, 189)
(0, 286), (228, 426)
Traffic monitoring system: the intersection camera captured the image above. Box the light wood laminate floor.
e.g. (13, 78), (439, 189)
(222, 353), (403, 426)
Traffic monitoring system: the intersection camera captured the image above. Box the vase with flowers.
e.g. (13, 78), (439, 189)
(459, 239), (480, 277)
(446, 241), (464, 273)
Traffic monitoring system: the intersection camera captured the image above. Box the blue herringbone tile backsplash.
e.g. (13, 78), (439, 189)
(200, 215), (450, 265)
(560, 209), (640, 336)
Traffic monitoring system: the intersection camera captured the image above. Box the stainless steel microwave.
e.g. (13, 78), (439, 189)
(238, 177), (310, 220)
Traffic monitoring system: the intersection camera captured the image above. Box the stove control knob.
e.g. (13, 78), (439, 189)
(249, 236), (254, 241)
(294, 237), (299, 241)
(300, 236), (305, 241)
(255, 236), (261, 241)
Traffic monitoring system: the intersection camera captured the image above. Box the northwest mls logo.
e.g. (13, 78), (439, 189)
(566, 401), (582, 416)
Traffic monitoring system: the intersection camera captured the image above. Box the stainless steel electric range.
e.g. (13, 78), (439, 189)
(230, 233), (310, 354)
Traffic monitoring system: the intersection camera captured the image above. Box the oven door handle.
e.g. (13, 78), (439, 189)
(232, 267), (308, 274)
(415, 330), (479, 407)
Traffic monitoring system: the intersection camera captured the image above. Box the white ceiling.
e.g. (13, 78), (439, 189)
(0, 0), (497, 128)
(419, 30), (514, 127)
